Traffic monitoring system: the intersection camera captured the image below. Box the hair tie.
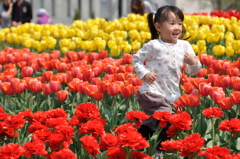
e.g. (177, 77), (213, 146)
(152, 11), (156, 24)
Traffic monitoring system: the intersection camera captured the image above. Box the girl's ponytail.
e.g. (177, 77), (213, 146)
(147, 12), (159, 40)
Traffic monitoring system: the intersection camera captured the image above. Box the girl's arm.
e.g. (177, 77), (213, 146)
(132, 41), (154, 80)
(183, 41), (202, 75)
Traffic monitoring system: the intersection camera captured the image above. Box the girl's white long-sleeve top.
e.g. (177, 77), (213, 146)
(132, 39), (202, 104)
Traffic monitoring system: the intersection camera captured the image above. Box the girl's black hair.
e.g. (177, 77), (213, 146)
(147, 5), (187, 40)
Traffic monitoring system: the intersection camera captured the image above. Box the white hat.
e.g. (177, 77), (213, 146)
(37, 8), (48, 16)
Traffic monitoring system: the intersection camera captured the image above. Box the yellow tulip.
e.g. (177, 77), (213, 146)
(81, 41), (91, 51)
(197, 29), (207, 40)
(132, 41), (141, 51)
(116, 37), (123, 46)
(6, 33), (13, 43)
(232, 40), (240, 52)
(61, 47), (69, 54)
(123, 44), (132, 53)
(22, 39), (32, 48)
(234, 29), (240, 40)
(98, 40), (106, 50)
(226, 46), (234, 56)
(212, 45), (225, 56)
(59, 39), (70, 48)
(59, 29), (68, 39)
(32, 32), (41, 41)
(47, 38), (57, 49)
(199, 47), (206, 55)
(129, 30), (139, 40)
(110, 45), (121, 57)
(225, 31), (235, 39)
(206, 33), (215, 43)
(191, 44), (199, 54)
(196, 40), (206, 50)
(69, 41), (76, 50)
(72, 37), (82, 47)
(0, 31), (5, 41)
(108, 40), (116, 49)
(225, 38), (234, 47)
(102, 33), (109, 41)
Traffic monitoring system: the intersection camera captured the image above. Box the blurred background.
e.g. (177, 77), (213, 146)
(1, 0), (240, 25)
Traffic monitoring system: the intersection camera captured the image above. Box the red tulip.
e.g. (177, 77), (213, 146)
(120, 84), (133, 98)
(97, 81), (109, 93)
(0, 82), (15, 95)
(180, 82), (195, 94)
(42, 71), (53, 82)
(49, 80), (61, 93)
(82, 68), (95, 82)
(56, 90), (69, 102)
(42, 83), (52, 95)
(198, 54), (215, 66)
(67, 79), (81, 92)
(71, 66), (81, 78)
(77, 51), (86, 60)
(29, 79), (42, 93)
(107, 82), (121, 96)
(13, 82), (25, 94)
(6, 53), (15, 63)
(90, 77), (102, 85)
(208, 74), (219, 86)
(21, 66), (34, 78)
(230, 77), (240, 91)
(66, 51), (79, 62)
(87, 52), (99, 63)
(50, 50), (60, 59)
(218, 97), (233, 110)
(210, 87), (225, 104)
(99, 50), (108, 59)
(78, 81), (89, 94)
(92, 66), (102, 77)
(227, 67), (239, 77)
(122, 54), (132, 64)
(196, 68), (208, 77)
(230, 91), (240, 105)
(199, 83), (211, 96)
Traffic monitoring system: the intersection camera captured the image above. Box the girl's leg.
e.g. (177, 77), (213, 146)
(138, 124), (155, 140)
(156, 123), (171, 151)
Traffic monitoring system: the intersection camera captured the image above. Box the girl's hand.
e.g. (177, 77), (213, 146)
(184, 53), (197, 66)
(143, 72), (157, 84)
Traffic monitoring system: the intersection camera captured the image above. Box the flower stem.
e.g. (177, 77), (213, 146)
(236, 105), (239, 118)
(211, 118), (215, 147)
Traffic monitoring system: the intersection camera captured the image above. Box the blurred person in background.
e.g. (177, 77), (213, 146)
(147, 0), (169, 11)
(131, 0), (153, 15)
(11, 0), (32, 26)
(36, 8), (53, 24)
(0, 0), (13, 28)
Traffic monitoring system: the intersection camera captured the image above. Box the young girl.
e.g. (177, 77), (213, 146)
(132, 5), (201, 159)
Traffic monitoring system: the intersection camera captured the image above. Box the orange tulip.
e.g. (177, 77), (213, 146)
(87, 52), (99, 63)
(227, 67), (239, 77)
(198, 54), (215, 66)
(77, 51), (86, 60)
(70, 66), (81, 78)
(0, 82), (15, 95)
(42, 71), (53, 82)
(217, 97), (233, 110)
(196, 68), (208, 77)
(78, 81), (89, 94)
(67, 79), (81, 92)
(5, 53), (15, 63)
(122, 53), (132, 64)
(214, 75), (230, 88)
(99, 50), (108, 59)
(42, 83), (52, 95)
(180, 82), (195, 94)
(21, 66), (34, 78)
(82, 68), (95, 82)
(92, 66), (102, 77)
(56, 90), (69, 102)
(97, 81), (109, 94)
(49, 80), (61, 93)
(90, 77), (102, 85)
(29, 79), (42, 93)
(114, 73), (126, 81)
(199, 83), (211, 96)
(50, 50), (60, 59)
(210, 87), (225, 104)
(211, 60), (223, 72)
(191, 77), (207, 89)
(127, 76), (143, 86)
(104, 74), (115, 82)
(120, 84), (133, 98)
(107, 82), (121, 96)
(230, 91), (240, 105)
(208, 74), (219, 86)
(66, 51), (79, 62)
(230, 77), (240, 91)
(10, 78), (25, 94)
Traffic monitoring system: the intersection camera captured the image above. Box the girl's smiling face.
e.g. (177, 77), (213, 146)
(154, 11), (183, 43)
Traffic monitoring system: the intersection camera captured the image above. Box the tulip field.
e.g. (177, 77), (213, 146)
(1, 9), (240, 158)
